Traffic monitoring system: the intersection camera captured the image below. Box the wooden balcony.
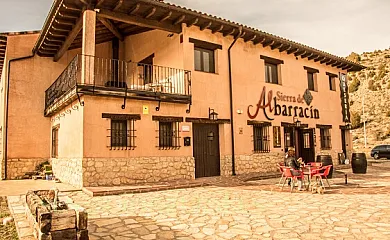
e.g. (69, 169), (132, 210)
(44, 55), (192, 116)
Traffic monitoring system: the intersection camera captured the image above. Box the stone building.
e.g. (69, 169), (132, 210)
(0, 0), (364, 187)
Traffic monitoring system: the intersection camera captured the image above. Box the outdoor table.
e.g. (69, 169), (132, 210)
(302, 165), (320, 190)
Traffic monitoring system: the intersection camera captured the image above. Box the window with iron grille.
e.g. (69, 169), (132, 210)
(109, 119), (136, 150)
(320, 128), (332, 149)
(253, 125), (270, 153)
(158, 121), (180, 149)
(51, 127), (59, 158)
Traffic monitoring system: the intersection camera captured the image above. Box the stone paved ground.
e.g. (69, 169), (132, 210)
(64, 165), (390, 240)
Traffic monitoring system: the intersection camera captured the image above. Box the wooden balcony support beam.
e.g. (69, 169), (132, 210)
(98, 17), (124, 41)
(97, 9), (182, 33)
(54, 13), (83, 62)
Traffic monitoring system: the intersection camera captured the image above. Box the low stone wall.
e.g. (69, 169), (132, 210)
(234, 152), (283, 175)
(6, 158), (49, 179)
(220, 155), (233, 177)
(82, 156), (195, 187)
(52, 158), (83, 188)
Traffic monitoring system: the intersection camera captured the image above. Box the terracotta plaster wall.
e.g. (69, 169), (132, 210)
(183, 25), (351, 163)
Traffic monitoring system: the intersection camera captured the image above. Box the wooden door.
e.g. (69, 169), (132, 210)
(298, 128), (315, 163)
(193, 124), (220, 178)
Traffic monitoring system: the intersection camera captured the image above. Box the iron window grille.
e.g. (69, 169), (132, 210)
(320, 128), (332, 150)
(108, 119), (136, 150)
(51, 127), (59, 158)
(253, 125), (271, 153)
(157, 121), (181, 149)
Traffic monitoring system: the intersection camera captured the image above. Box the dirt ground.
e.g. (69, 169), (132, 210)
(0, 196), (18, 240)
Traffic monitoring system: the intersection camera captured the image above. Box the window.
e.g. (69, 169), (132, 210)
(138, 54), (154, 84)
(190, 38), (221, 74)
(273, 126), (281, 148)
(265, 63), (279, 84)
(326, 72), (337, 91)
(307, 72), (315, 91)
(51, 127), (59, 158)
(253, 125), (270, 153)
(159, 121), (180, 149)
(111, 120), (128, 147)
(261, 55), (283, 85)
(304, 66), (319, 91)
(194, 47), (215, 73)
(320, 128), (332, 149)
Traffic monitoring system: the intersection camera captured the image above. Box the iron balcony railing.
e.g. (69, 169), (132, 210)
(45, 55), (192, 111)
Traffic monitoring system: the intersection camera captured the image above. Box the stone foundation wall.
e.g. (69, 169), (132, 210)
(83, 156), (195, 187)
(220, 155), (233, 177)
(235, 152), (283, 174)
(52, 158), (83, 188)
(6, 158), (49, 179)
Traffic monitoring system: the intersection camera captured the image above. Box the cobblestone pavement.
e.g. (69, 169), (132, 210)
(66, 167), (390, 240)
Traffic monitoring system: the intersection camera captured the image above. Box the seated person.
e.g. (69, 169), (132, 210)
(284, 147), (304, 190)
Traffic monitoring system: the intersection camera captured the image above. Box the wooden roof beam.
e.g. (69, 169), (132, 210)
(174, 15), (186, 25)
(55, 19), (76, 26)
(314, 56), (326, 62)
(113, 0), (124, 11)
(271, 42), (283, 50)
(95, 0), (105, 8)
(43, 42), (62, 47)
(342, 65), (353, 70)
(145, 7), (156, 19)
(223, 28), (235, 37)
(54, 15), (83, 62)
(253, 37), (265, 45)
(42, 46), (59, 51)
(326, 59), (337, 65)
(301, 52), (313, 59)
(97, 9), (182, 33)
(48, 31), (66, 38)
(294, 50), (306, 57)
(262, 40), (274, 47)
(47, 37), (65, 43)
(129, 3), (141, 15)
(160, 11), (172, 22)
(58, 12), (79, 19)
(52, 26), (72, 32)
(212, 25), (224, 34)
(279, 44), (291, 52)
(62, 3), (81, 12)
(245, 34), (256, 43)
(320, 58), (332, 64)
(200, 21), (212, 31)
(331, 61), (341, 67)
(240, 31), (246, 38)
(98, 17), (124, 41)
(308, 54), (318, 60)
(287, 48), (299, 54)
(334, 62), (345, 68)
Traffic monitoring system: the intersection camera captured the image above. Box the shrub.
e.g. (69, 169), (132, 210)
(387, 111), (390, 117)
(368, 71), (376, 78)
(349, 78), (360, 92)
(351, 112), (361, 129)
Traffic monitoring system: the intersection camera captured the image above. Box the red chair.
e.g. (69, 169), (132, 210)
(281, 167), (306, 192)
(312, 165), (332, 188)
(277, 162), (286, 185)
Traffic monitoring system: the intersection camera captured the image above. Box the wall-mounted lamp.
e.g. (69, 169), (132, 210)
(293, 116), (301, 128)
(207, 131), (214, 141)
(209, 108), (218, 121)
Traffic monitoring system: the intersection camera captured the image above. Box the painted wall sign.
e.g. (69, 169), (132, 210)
(339, 73), (350, 123)
(247, 86), (320, 121)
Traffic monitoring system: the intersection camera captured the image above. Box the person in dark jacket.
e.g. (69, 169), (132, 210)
(284, 147), (304, 190)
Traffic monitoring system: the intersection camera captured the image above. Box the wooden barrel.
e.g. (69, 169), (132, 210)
(316, 155), (333, 178)
(351, 153), (367, 174)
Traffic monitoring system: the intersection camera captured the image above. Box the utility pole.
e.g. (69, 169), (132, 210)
(363, 73), (367, 148)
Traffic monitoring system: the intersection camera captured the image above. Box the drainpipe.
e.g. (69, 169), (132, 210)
(3, 53), (35, 179)
(228, 27), (242, 176)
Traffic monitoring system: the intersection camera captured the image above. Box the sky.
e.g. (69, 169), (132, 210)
(0, 0), (389, 57)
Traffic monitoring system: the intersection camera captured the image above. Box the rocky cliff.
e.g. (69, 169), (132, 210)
(347, 49), (390, 153)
